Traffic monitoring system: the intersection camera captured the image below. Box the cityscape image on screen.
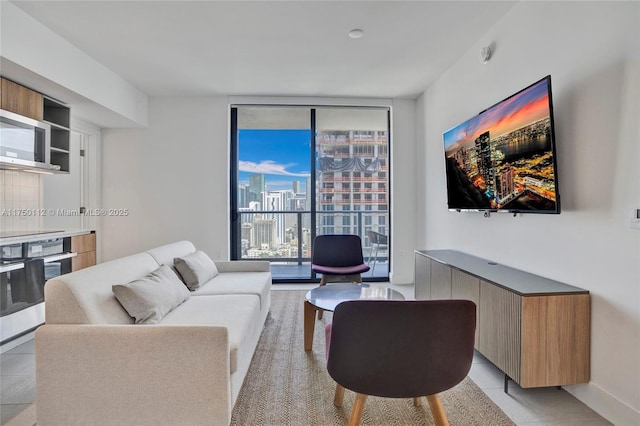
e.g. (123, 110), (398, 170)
(443, 76), (560, 213)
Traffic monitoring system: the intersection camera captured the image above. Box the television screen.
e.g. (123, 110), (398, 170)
(443, 75), (560, 214)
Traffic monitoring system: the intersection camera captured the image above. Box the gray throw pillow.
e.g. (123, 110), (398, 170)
(113, 265), (191, 324)
(174, 250), (219, 290)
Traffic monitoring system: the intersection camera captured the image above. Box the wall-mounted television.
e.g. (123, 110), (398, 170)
(443, 75), (560, 214)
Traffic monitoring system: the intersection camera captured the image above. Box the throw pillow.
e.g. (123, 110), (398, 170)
(113, 264), (191, 324)
(174, 250), (219, 290)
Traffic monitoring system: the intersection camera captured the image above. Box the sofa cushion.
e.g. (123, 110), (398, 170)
(159, 294), (261, 373)
(174, 250), (219, 290)
(192, 272), (271, 310)
(146, 240), (196, 268)
(44, 253), (160, 324)
(113, 265), (191, 324)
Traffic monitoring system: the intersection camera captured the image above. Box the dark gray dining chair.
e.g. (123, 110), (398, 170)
(311, 234), (370, 287)
(325, 299), (476, 426)
(311, 234), (370, 320)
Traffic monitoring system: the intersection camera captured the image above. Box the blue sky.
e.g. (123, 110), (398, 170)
(238, 129), (311, 192)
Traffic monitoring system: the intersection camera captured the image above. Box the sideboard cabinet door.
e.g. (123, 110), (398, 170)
(520, 294), (590, 387)
(452, 269), (480, 349)
(478, 280), (522, 384)
(430, 260), (452, 300)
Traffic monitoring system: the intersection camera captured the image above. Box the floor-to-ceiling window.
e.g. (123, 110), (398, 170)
(230, 105), (390, 282)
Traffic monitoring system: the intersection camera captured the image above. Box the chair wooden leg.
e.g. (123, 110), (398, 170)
(348, 393), (368, 426)
(334, 384), (345, 406)
(426, 394), (449, 426)
(413, 397), (422, 406)
(303, 301), (316, 351)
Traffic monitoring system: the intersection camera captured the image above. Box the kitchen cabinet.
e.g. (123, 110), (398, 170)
(1, 77), (43, 121)
(414, 249), (590, 391)
(71, 232), (96, 271)
(0, 77), (71, 173)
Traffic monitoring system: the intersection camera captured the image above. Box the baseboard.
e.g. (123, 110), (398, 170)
(565, 382), (640, 425)
(389, 271), (414, 286)
(0, 330), (35, 354)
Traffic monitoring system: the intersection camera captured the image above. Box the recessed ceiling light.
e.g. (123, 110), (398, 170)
(348, 29), (364, 39)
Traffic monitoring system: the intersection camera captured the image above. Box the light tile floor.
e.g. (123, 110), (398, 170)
(1, 338), (36, 426)
(0, 284), (612, 425)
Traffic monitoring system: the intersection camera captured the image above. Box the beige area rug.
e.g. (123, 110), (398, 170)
(231, 290), (515, 426)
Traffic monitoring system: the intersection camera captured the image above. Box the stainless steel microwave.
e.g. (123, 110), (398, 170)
(0, 109), (60, 172)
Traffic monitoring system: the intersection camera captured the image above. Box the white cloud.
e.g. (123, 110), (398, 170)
(239, 160), (310, 177)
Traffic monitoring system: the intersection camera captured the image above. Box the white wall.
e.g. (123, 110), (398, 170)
(101, 97), (229, 261)
(390, 99), (417, 284)
(0, 1), (148, 127)
(417, 2), (639, 424)
(102, 96), (417, 282)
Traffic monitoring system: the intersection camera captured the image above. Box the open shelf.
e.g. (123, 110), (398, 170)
(43, 97), (70, 173)
(43, 97), (70, 128)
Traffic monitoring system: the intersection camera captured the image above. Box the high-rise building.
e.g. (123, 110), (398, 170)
(249, 173), (265, 203)
(251, 217), (277, 250)
(263, 190), (294, 246)
(292, 180), (301, 195)
(238, 184), (248, 208)
(316, 129), (388, 237)
(304, 176), (312, 231)
(475, 131), (493, 192)
(240, 222), (252, 255)
(496, 166), (515, 201)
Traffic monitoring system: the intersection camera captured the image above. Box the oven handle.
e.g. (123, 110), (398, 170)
(0, 252), (77, 273)
(0, 262), (24, 273)
(42, 252), (77, 263)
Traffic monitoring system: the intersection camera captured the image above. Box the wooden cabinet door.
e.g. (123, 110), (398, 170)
(414, 253), (431, 300)
(520, 294), (590, 387)
(1, 78), (43, 121)
(430, 260), (452, 299)
(70, 233), (97, 271)
(72, 251), (96, 272)
(71, 233), (96, 254)
(452, 269), (480, 349)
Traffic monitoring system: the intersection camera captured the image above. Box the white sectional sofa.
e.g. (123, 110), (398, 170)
(35, 241), (272, 426)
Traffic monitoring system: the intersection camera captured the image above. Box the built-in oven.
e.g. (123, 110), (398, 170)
(0, 237), (75, 343)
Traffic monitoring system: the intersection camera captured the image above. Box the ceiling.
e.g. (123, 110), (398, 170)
(11, 0), (516, 102)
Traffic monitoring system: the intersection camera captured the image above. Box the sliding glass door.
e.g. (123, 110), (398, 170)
(230, 105), (390, 282)
(315, 108), (390, 279)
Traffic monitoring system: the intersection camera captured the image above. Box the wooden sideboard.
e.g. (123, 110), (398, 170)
(415, 250), (590, 391)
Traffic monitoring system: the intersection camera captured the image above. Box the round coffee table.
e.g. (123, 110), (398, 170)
(304, 283), (405, 351)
